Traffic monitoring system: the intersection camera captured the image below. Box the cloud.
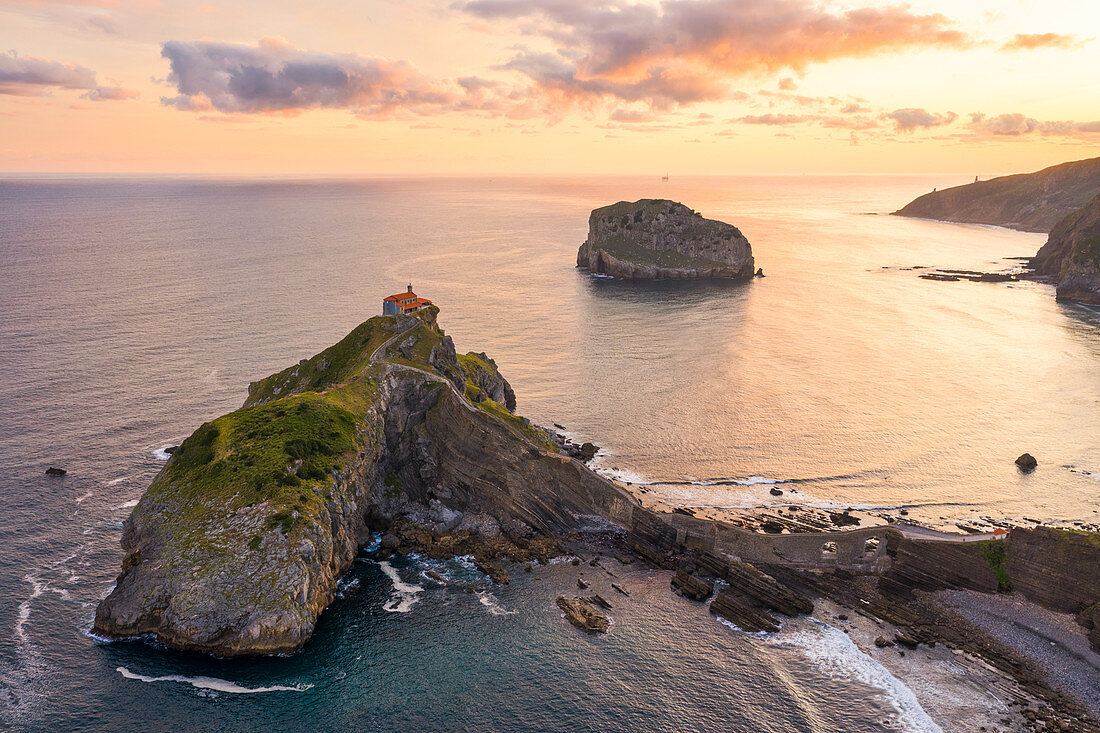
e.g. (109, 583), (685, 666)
(86, 14), (121, 35)
(81, 85), (138, 101)
(1000, 33), (1084, 51)
(886, 107), (956, 131)
(0, 51), (97, 96)
(160, 38), (520, 116)
(966, 113), (1100, 137)
(734, 113), (811, 125)
(500, 48), (725, 107)
(459, 0), (969, 106)
(609, 108), (655, 122)
(819, 116), (879, 130)
(778, 77), (797, 91)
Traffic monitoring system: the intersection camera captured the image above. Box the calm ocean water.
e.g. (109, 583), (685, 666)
(1, 175), (1098, 730)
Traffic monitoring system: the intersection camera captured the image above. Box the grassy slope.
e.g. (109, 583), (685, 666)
(456, 353), (555, 450)
(597, 234), (731, 270)
(152, 393), (364, 542)
(151, 307), (555, 546)
(589, 199), (738, 271)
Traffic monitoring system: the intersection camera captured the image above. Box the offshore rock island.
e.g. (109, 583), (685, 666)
(576, 199), (755, 280)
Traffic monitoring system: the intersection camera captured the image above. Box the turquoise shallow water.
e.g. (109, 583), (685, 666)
(1, 176), (1097, 730)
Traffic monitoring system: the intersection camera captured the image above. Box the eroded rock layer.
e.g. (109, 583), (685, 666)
(1031, 194), (1100, 304)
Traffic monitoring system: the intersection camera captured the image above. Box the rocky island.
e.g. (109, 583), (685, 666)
(95, 306), (1100, 728)
(94, 307), (638, 655)
(576, 199), (755, 280)
(1031, 193), (1100, 304)
(893, 156), (1100, 233)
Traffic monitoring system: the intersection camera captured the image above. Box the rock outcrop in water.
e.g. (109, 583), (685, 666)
(1030, 194), (1100, 304)
(893, 156), (1100, 233)
(94, 307), (637, 656)
(576, 199), (754, 280)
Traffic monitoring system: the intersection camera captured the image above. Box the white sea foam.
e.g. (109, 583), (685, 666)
(733, 476), (784, 485)
(378, 561), (423, 613)
(770, 619), (942, 733)
(152, 448), (172, 460)
(15, 575), (72, 645)
(107, 477), (128, 486)
(117, 500), (139, 509)
(74, 491), (93, 504)
(477, 591), (517, 616)
(116, 667), (312, 694)
(333, 576), (360, 599)
(715, 617), (774, 637)
(593, 465), (651, 485)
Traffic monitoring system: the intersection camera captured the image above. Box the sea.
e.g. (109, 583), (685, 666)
(1, 175), (1098, 731)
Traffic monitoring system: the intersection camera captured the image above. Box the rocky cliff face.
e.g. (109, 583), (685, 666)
(893, 156), (1100, 232)
(1031, 194), (1100, 304)
(1006, 527), (1100, 615)
(576, 199), (754, 280)
(94, 308), (637, 656)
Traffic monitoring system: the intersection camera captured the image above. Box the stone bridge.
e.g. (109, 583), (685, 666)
(641, 510), (894, 572)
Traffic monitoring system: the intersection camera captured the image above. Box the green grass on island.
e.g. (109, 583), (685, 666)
(980, 540), (1012, 593)
(152, 392), (363, 538)
(597, 234), (732, 271)
(1070, 234), (1100, 272)
(151, 306), (557, 541)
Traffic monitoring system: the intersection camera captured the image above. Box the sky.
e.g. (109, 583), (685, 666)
(1, 0), (1098, 175)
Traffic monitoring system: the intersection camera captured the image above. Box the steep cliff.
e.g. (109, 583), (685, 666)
(94, 308), (637, 656)
(1031, 194), (1100, 304)
(576, 199), (754, 280)
(893, 156), (1100, 232)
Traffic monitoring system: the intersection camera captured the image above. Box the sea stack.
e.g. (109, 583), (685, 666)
(1030, 193), (1100, 305)
(576, 199), (754, 280)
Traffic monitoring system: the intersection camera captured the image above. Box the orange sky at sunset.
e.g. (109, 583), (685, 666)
(1, 0), (1098, 175)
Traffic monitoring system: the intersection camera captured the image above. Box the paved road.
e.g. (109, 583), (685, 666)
(369, 318), (541, 445)
(369, 321), (420, 364)
(895, 523), (1004, 542)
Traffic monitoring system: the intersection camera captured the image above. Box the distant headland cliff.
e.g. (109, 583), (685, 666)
(894, 157), (1100, 305)
(576, 199), (755, 280)
(893, 156), (1100, 233)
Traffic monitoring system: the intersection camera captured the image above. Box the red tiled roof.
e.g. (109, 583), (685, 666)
(398, 297), (432, 311)
(383, 290), (415, 302)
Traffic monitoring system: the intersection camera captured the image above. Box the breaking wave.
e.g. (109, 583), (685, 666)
(769, 619), (942, 733)
(378, 561), (423, 613)
(477, 591), (517, 616)
(117, 667), (312, 694)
